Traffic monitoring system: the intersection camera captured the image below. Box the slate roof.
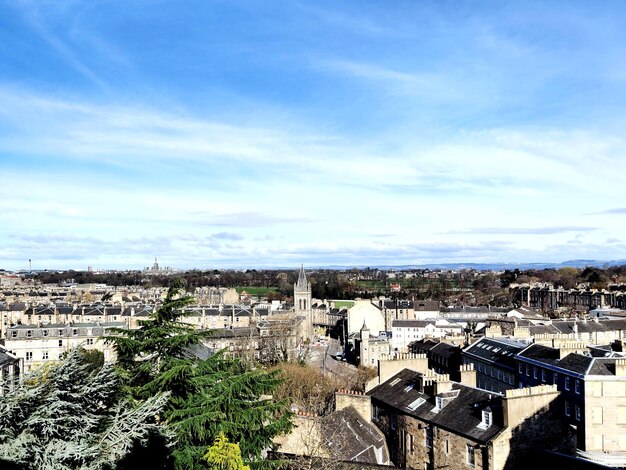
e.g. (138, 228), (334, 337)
(528, 319), (626, 336)
(204, 327), (258, 339)
(517, 343), (622, 376)
(410, 339), (440, 353)
(557, 354), (594, 374)
(463, 337), (526, 369)
(320, 406), (389, 465)
(431, 342), (461, 359)
(587, 359), (617, 376)
(368, 369), (504, 444)
(0, 348), (19, 367)
(517, 344), (560, 363)
(392, 320), (432, 328)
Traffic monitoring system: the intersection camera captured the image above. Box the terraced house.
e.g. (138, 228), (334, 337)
(366, 368), (571, 469)
(515, 343), (626, 467)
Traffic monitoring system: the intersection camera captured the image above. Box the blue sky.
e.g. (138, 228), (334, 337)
(2, 0), (626, 270)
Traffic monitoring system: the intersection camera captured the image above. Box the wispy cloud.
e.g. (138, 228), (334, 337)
(447, 226), (597, 235)
(593, 208), (626, 215)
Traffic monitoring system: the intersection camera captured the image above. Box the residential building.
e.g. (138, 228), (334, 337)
(462, 337), (528, 393)
(515, 343), (626, 466)
(357, 322), (391, 367)
(367, 368), (570, 470)
(410, 339), (462, 378)
(4, 321), (124, 372)
(0, 345), (21, 395)
(391, 319), (463, 352)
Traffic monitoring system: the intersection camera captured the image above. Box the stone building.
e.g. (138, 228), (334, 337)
(515, 343), (626, 466)
(462, 337), (529, 393)
(367, 368), (570, 470)
(274, 401), (390, 467)
(4, 321), (125, 372)
(357, 321), (391, 367)
(0, 345), (20, 395)
(293, 265), (313, 339)
(410, 339), (463, 379)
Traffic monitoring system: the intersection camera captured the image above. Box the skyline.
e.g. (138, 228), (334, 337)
(3, 1), (626, 270)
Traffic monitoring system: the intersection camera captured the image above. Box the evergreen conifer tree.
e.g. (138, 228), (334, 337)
(0, 348), (171, 470)
(107, 279), (292, 469)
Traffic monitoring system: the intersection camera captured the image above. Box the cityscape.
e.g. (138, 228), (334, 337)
(2, 1), (626, 469)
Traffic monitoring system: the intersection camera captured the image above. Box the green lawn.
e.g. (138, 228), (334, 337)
(333, 300), (355, 308)
(235, 286), (278, 296)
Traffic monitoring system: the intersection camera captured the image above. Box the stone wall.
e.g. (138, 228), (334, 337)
(375, 353), (428, 385)
(335, 389), (371, 422)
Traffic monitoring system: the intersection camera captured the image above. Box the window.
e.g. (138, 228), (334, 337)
(42, 351), (49, 360)
(525, 364), (530, 376)
(408, 398), (426, 410)
(466, 444), (475, 467)
(533, 367), (538, 379)
(445, 438), (449, 455)
(86, 338), (94, 345)
(482, 409), (492, 428)
(73, 329), (78, 336)
(541, 369), (547, 383)
(409, 433), (414, 454)
(11, 331), (16, 338)
(575, 404), (581, 421)
(553, 372), (558, 384)
(435, 396), (444, 411)
(518, 363), (523, 373)
(26, 351), (33, 361)
(575, 380), (581, 394)
(59, 329), (64, 336)
(43, 330), (49, 337)
(59, 340), (63, 347)
(391, 414), (397, 431)
(27, 330), (32, 338)
(425, 427), (433, 448)
(565, 377), (571, 391)
(565, 400), (571, 417)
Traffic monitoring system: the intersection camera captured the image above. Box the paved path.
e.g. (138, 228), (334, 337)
(307, 337), (358, 382)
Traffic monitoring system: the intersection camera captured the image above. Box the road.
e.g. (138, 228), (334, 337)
(307, 337), (358, 382)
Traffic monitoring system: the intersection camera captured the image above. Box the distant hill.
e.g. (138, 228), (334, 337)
(297, 260), (626, 271)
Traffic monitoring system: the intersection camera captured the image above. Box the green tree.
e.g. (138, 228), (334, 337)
(0, 348), (171, 470)
(204, 433), (250, 470)
(107, 279), (292, 469)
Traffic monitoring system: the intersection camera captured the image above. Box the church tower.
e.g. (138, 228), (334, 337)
(294, 264), (312, 314)
(293, 264), (313, 339)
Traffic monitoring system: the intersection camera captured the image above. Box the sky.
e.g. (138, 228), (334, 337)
(2, 1), (626, 270)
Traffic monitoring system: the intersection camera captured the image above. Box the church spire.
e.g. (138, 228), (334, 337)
(296, 264), (308, 291)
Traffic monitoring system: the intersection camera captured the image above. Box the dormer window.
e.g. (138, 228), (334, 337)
(435, 396), (444, 411)
(482, 409), (492, 428)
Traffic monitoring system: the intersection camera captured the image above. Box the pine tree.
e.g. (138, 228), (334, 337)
(107, 279), (293, 469)
(0, 348), (171, 470)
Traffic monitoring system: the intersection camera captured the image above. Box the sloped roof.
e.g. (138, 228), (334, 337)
(463, 337), (526, 368)
(321, 406), (389, 465)
(368, 369), (504, 444)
